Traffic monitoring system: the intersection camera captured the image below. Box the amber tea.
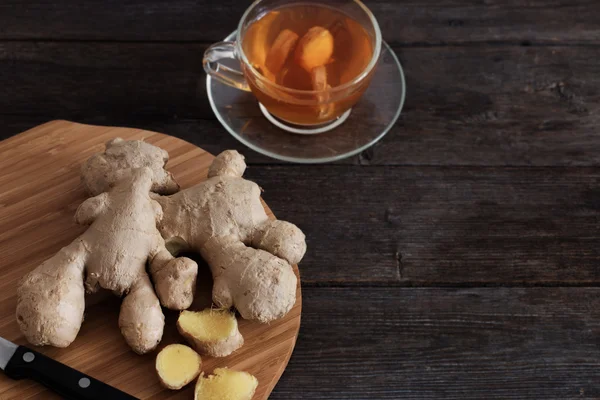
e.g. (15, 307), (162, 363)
(242, 4), (375, 125)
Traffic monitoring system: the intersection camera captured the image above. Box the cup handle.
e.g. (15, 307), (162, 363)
(203, 41), (252, 92)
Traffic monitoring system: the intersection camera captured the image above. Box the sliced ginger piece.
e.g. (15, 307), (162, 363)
(265, 29), (300, 77)
(295, 26), (334, 72)
(177, 309), (244, 357)
(311, 65), (335, 120)
(248, 11), (280, 67)
(195, 368), (258, 400)
(156, 344), (202, 390)
(311, 65), (328, 91)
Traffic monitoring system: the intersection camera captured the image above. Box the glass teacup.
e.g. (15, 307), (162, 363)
(203, 0), (382, 129)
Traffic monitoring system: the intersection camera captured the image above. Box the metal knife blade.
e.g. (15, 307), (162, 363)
(0, 336), (17, 370)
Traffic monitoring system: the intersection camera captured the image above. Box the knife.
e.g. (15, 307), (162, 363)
(0, 336), (138, 400)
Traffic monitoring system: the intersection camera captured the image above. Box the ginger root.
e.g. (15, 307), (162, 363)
(156, 344), (202, 390)
(177, 309), (243, 357)
(17, 141), (199, 354)
(157, 150), (305, 323)
(82, 137), (179, 196)
(17, 139), (306, 355)
(195, 368), (258, 400)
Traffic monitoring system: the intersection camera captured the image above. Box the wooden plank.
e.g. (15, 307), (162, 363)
(2, 44), (600, 166)
(0, 42), (210, 120)
(247, 166), (600, 285)
(0, 1), (598, 44)
(271, 287), (600, 399)
(368, 45), (600, 167)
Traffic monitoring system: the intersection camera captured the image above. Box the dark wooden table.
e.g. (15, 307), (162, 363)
(2, 1), (600, 398)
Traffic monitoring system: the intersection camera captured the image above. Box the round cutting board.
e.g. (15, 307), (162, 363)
(0, 120), (301, 400)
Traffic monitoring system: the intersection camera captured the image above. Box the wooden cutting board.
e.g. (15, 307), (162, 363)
(0, 120), (301, 400)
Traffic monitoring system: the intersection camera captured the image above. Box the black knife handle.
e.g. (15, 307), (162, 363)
(4, 346), (138, 400)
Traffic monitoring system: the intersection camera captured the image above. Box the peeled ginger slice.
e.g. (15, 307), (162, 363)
(295, 26), (334, 72)
(311, 66), (335, 120)
(249, 11), (280, 67)
(177, 309), (244, 357)
(195, 368), (258, 400)
(265, 29), (300, 77)
(155, 344), (202, 390)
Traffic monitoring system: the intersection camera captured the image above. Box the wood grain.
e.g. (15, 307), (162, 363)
(1, 1), (600, 399)
(2, 44), (600, 166)
(0, 120), (302, 400)
(0, 0), (599, 44)
(247, 166), (600, 285)
(271, 287), (600, 399)
(0, 115), (275, 165)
